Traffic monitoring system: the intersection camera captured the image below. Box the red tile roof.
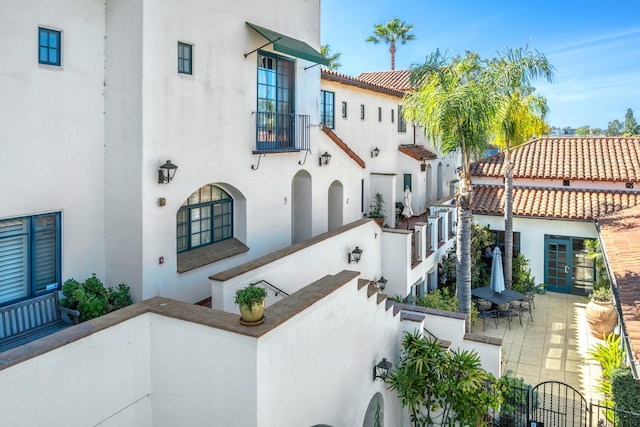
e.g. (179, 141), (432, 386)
(598, 204), (640, 366)
(321, 69), (404, 98)
(321, 126), (366, 169)
(398, 145), (437, 161)
(357, 70), (412, 92)
(471, 137), (640, 182)
(472, 185), (640, 220)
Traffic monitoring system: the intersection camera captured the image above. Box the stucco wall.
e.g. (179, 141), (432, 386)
(0, 316), (152, 426)
(0, 0), (106, 283)
(255, 277), (403, 427)
(474, 214), (597, 286)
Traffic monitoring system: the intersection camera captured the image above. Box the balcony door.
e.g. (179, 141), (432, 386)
(257, 52), (294, 151)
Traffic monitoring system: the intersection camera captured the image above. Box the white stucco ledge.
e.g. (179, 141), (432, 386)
(0, 270), (363, 371)
(209, 218), (373, 281)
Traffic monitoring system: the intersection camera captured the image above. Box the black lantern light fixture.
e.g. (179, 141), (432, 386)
(158, 160), (178, 184)
(371, 147), (380, 158)
(319, 151), (332, 166)
(348, 246), (363, 264)
(377, 277), (387, 292)
(373, 358), (393, 381)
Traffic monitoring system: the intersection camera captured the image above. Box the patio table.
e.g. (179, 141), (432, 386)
(471, 286), (524, 306)
(471, 286), (528, 328)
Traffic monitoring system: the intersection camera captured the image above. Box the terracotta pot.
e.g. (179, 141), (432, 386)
(585, 300), (618, 338)
(239, 299), (265, 324)
(372, 217), (384, 227)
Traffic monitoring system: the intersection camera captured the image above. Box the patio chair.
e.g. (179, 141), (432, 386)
(474, 300), (498, 331)
(510, 295), (534, 326)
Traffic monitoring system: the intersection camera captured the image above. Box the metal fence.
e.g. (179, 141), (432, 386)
(486, 381), (640, 427)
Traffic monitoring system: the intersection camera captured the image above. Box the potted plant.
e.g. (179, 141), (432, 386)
(235, 285), (267, 325)
(368, 191), (385, 227)
(585, 287), (618, 338)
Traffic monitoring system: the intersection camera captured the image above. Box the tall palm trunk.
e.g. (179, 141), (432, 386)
(389, 42), (396, 70)
(503, 143), (513, 289)
(457, 174), (473, 331)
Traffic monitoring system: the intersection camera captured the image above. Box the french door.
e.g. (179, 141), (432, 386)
(544, 235), (595, 296)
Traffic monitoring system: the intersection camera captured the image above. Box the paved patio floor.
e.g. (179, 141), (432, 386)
(469, 291), (605, 402)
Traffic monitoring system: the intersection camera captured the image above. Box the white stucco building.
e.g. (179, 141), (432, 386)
(0, 1), (500, 425)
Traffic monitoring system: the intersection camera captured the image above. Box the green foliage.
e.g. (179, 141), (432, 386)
(415, 287), (478, 324)
(511, 254), (535, 293)
(368, 191), (385, 218)
(320, 44), (342, 71)
(415, 288), (458, 312)
(586, 239), (610, 291)
(623, 108), (640, 136)
(234, 285), (267, 310)
(61, 274), (132, 322)
(107, 283), (133, 311)
(589, 287), (612, 302)
(386, 331), (502, 426)
(499, 372), (532, 423)
(439, 222), (496, 287)
(611, 367), (640, 426)
(575, 125), (591, 136)
(587, 333), (625, 398)
(606, 119), (623, 136)
(366, 18), (415, 70)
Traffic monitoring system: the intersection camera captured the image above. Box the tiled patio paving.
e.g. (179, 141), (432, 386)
(470, 291), (605, 402)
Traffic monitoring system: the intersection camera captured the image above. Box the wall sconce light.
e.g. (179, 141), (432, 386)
(377, 277), (387, 292)
(319, 152), (332, 166)
(371, 147), (380, 158)
(158, 160), (178, 184)
(373, 358), (393, 381)
(348, 246), (363, 264)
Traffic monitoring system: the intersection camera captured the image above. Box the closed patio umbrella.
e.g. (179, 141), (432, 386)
(490, 246), (505, 294)
(401, 187), (413, 218)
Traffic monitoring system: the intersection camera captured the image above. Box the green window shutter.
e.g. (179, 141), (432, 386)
(33, 215), (59, 293)
(0, 219), (29, 304)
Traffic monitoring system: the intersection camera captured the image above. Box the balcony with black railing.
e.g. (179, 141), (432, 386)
(254, 112), (310, 153)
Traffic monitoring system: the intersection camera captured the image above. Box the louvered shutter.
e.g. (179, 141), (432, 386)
(34, 214), (59, 293)
(0, 219), (29, 304)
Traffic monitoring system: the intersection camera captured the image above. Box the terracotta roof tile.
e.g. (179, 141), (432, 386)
(357, 70), (412, 92)
(598, 204), (640, 366)
(321, 69), (404, 97)
(472, 185), (640, 220)
(471, 137), (640, 182)
(321, 126), (366, 169)
(398, 145), (437, 161)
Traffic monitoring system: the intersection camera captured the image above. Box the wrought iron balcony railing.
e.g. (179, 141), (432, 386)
(254, 112), (310, 153)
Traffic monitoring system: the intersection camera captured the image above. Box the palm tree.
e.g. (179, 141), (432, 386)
(366, 18), (415, 70)
(404, 51), (497, 330)
(488, 47), (555, 289)
(320, 44), (342, 71)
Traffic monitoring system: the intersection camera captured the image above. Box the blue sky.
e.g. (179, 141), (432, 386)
(320, 0), (640, 129)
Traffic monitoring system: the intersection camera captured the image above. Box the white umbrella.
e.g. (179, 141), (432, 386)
(490, 246), (505, 293)
(401, 187), (413, 218)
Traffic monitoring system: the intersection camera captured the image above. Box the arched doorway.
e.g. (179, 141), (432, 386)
(362, 392), (384, 427)
(437, 162), (443, 200)
(327, 180), (343, 231)
(292, 170), (312, 244)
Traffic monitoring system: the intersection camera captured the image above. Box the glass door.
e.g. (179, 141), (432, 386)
(545, 236), (571, 293)
(545, 235), (595, 296)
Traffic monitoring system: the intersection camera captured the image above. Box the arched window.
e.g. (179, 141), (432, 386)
(177, 185), (233, 253)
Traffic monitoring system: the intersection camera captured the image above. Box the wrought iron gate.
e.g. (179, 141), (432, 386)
(529, 381), (589, 427)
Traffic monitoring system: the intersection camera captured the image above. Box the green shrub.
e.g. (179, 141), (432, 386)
(61, 274), (132, 322)
(415, 287), (478, 324)
(107, 283), (133, 311)
(611, 367), (640, 426)
(587, 333), (625, 397)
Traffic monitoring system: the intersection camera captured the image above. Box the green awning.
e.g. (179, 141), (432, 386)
(246, 22), (329, 66)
